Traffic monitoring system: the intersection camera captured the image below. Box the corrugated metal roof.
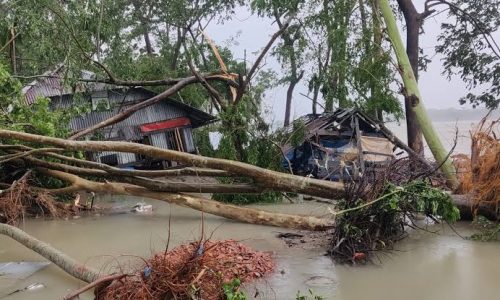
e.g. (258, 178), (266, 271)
(22, 67), (108, 105)
(22, 69), (216, 127)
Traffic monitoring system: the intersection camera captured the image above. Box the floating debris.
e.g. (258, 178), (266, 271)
(0, 262), (50, 280)
(5, 282), (45, 297)
(131, 202), (153, 213)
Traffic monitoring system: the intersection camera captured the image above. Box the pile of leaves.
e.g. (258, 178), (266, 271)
(97, 239), (275, 300)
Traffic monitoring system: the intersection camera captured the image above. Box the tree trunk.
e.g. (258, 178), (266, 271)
(131, 0), (154, 56)
(451, 194), (499, 221)
(284, 81), (295, 126)
(9, 27), (17, 75)
(0, 223), (99, 283)
(143, 29), (153, 56)
(312, 84), (319, 115)
(396, 0), (424, 156)
(170, 28), (185, 71)
(379, 0), (459, 189)
(371, 0), (383, 121)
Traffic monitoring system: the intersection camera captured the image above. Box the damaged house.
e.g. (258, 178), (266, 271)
(281, 109), (399, 181)
(22, 71), (215, 168)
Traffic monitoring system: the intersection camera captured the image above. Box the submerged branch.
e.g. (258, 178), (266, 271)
(0, 223), (100, 283)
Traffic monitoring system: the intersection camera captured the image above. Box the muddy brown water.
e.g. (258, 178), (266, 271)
(1, 196), (499, 300)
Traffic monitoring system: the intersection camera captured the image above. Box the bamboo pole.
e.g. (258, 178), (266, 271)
(378, 0), (459, 189)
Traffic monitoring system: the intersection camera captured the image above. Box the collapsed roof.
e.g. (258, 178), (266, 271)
(281, 108), (397, 154)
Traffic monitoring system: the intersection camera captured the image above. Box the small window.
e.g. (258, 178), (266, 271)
(92, 97), (110, 110)
(91, 91), (110, 111)
(100, 154), (118, 166)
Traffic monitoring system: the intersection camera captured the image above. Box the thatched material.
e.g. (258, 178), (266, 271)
(471, 130), (499, 209)
(453, 115), (499, 215)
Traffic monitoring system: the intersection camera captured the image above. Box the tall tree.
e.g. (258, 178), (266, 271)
(396, 0), (436, 156)
(395, 0), (499, 154)
(379, 0), (458, 188)
(251, 0), (305, 126)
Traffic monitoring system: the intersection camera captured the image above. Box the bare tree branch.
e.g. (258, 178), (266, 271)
(0, 130), (345, 199)
(234, 14), (294, 104)
(42, 168), (336, 230)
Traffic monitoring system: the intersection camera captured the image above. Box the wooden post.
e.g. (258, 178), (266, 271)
(355, 116), (365, 175)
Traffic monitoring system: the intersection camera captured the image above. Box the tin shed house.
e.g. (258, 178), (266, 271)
(281, 109), (397, 182)
(22, 72), (215, 168)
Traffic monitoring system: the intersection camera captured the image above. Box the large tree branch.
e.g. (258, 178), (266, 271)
(68, 77), (204, 139)
(0, 145), (232, 177)
(396, 0), (418, 20)
(183, 42), (226, 111)
(23, 156), (261, 194)
(234, 15), (294, 104)
(0, 147), (63, 164)
(0, 130), (345, 199)
(14, 73), (239, 88)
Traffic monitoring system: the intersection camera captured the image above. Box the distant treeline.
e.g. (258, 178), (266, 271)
(427, 108), (500, 122)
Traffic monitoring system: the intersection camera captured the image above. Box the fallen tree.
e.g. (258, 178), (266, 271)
(0, 129), (345, 199)
(379, 0), (459, 189)
(42, 169), (336, 231)
(0, 129), (490, 227)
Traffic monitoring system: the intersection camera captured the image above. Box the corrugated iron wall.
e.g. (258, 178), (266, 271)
(183, 128), (195, 152)
(68, 93), (187, 134)
(51, 90), (195, 166)
(150, 132), (169, 149)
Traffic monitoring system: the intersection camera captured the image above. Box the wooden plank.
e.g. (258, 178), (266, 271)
(354, 116), (365, 174)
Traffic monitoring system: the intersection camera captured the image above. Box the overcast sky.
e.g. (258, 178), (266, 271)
(207, 4), (499, 124)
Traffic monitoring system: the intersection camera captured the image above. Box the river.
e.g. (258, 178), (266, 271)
(1, 196), (499, 300)
(386, 120), (483, 156)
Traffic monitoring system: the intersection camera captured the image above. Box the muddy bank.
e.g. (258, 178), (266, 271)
(1, 197), (500, 299)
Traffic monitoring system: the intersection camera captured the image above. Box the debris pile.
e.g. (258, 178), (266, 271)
(0, 174), (70, 224)
(97, 239), (275, 300)
(328, 158), (460, 264)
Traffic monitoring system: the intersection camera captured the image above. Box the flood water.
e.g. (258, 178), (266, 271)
(386, 120), (480, 156)
(1, 196), (499, 300)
